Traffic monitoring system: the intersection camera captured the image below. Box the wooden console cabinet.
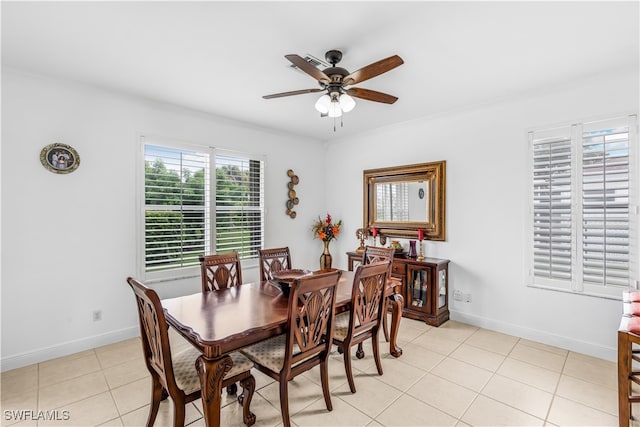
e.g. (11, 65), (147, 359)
(347, 251), (450, 326)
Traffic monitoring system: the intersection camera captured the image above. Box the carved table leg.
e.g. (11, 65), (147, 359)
(388, 293), (403, 357)
(195, 354), (232, 427)
(239, 375), (256, 426)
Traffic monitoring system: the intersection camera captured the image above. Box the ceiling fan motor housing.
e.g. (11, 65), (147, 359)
(325, 49), (343, 65)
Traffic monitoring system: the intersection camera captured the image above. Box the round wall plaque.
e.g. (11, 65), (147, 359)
(40, 143), (80, 174)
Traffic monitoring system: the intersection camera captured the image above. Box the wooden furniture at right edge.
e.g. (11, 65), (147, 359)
(347, 251), (450, 326)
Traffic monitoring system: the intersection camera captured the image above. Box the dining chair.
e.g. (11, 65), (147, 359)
(362, 245), (395, 266)
(258, 247), (292, 282)
(332, 261), (390, 393)
(199, 252), (243, 292)
(362, 245), (395, 342)
(126, 277), (256, 427)
(241, 269), (342, 427)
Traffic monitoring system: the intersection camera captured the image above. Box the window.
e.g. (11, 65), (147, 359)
(215, 154), (264, 259)
(528, 115), (638, 298)
(376, 182), (409, 222)
(140, 137), (264, 280)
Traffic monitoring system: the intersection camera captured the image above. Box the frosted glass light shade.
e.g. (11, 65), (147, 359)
(314, 95), (331, 114)
(328, 100), (342, 117)
(339, 94), (356, 112)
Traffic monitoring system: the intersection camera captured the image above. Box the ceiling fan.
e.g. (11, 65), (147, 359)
(263, 50), (404, 119)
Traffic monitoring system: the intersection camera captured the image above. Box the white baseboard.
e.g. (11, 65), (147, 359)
(1, 326), (140, 372)
(450, 310), (616, 362)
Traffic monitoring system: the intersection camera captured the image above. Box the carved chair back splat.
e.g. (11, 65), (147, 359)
(200, 252), (243, 292)
(258, 247), (292, 282)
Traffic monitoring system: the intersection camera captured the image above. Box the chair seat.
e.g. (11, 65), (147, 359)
(333, 312), (350, 341)
(174, 347), (254, 395)
(241, 335), (303, 373)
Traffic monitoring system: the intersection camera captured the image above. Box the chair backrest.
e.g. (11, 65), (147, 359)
(126, 277), (178, 391)
(258, 247), (292, 282)
(347, 261), (390, 339)
(284, 269), (342, 375)
(199, 252), (243, 292)
(362, 246), (395, 265)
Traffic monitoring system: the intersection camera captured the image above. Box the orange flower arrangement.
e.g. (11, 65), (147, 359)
(312, 213), (343, 242)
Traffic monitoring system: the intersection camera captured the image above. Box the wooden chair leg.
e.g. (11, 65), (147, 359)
(172, 397), (186, 427)
(239, 376), (256, 426)
(226, 383), (238, 395)
(279, 377), (291, 427)
(382, 300), (390, 342)
(372, 333), (384, 375)
(356, 342), (365, 359)
(147, 377), (163, 427)
(320, 358), (333, 411)
(343, 346), (357, 393)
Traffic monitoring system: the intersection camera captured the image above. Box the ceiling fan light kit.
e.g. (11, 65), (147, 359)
(264, 49), (403, 130)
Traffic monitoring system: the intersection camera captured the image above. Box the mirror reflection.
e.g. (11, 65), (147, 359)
(375, 181), (429, 222)
(364, 161), (446, 241)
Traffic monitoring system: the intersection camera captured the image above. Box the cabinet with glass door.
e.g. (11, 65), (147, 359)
(346, 251), (450, 326)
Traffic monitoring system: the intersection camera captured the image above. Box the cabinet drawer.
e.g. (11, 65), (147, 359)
(391, 262), (406, 276)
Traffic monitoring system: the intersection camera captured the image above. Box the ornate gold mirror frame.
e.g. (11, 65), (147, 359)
(363, 161), (446, 241)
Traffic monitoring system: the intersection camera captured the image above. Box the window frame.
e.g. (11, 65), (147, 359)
(137, 135), (265, 283)
(525, 114), (639, 299)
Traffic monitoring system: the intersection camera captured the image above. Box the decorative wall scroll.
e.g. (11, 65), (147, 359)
(40, 143), (80, 174)
(286, 169), (299, 218)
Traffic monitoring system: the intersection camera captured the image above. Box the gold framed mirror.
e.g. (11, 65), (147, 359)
(363, 161), (446, 241)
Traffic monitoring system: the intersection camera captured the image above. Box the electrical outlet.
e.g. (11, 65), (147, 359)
(453, 290), (463, 301)
(464, 293), (472, 303)
(92, 310), (102, 321)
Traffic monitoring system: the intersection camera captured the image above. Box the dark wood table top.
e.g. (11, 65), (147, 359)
(162, 269), (356, 358)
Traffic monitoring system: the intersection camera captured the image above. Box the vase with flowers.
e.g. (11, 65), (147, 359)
(312, 213), (342, 269)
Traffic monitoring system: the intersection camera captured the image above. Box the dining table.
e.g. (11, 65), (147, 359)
(161, 268), (403, 427)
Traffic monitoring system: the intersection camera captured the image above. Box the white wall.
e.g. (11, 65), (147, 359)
(2, 65), (637, 371)
(326, 66), (639, 361)
(1, 69), (327, 370)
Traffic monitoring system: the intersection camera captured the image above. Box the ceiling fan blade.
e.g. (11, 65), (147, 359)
(285, 54), (331, 84)
(343, 55), (404, 86)
(346, 87), (398, 104)
(263, 88), (324, 99)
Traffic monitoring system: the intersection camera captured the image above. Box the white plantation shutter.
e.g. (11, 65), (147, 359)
(140, 138), (265, 280)
(215, 153), (264, 259)
(144, 144), (210, 273)
(531, 128), (573, 284)
(528, 115), (638, 298)
(581, 118), (632, 289)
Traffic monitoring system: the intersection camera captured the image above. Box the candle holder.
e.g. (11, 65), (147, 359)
(355, 228), (367, 253)
(417, 229), (425, 260)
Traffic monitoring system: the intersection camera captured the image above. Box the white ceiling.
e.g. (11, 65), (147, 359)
(2, 1), (638, 141)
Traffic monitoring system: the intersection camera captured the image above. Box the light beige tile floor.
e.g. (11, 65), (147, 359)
(0, 318), (620, 427)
